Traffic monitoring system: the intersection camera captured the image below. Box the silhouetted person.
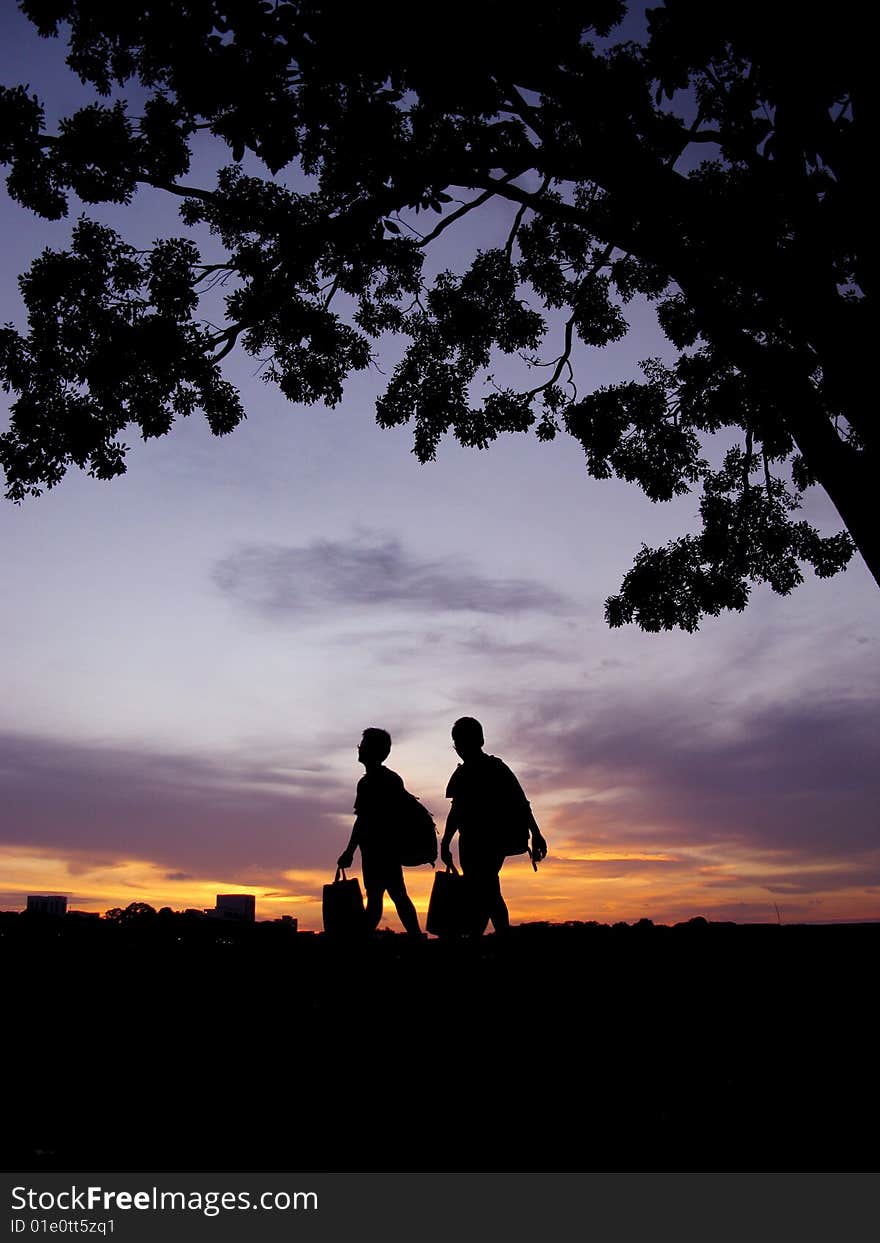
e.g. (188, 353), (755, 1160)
(337, 727), (422, 937)
(440, 717), (547, 936)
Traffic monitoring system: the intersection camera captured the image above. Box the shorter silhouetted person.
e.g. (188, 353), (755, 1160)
(440, 716), (547, 936)
(337, 727), (422, 937)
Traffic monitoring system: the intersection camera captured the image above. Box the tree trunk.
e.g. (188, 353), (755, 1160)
(788, 401), (880, 592)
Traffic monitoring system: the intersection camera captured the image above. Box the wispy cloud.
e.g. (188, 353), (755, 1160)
(512, 687), (880, 870)
(212, 533), (569, 619)
(0, 731), (348, 876)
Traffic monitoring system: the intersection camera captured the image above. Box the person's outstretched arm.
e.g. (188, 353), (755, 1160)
(337, 818), (361, 869)
(506, 766), (547, 861)
(528, 807), (548, 861)
(440, 808), (460, 868)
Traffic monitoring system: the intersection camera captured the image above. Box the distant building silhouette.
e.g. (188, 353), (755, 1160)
(206, 894), (256, 922)
(26, 895), (67, 916)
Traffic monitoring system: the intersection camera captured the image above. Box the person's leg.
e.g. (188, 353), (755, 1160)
(461, 850), (508, 936)
(462, 865), (492, 936)
(459, 838), (491, 936)
(361, 855), (384, 931)
(363, 885), (384, 931)
(385, 862), (422, 937)
(488, 886), (509, 934)
(488, 853), (509, 934)
(468, 884), (492, 936)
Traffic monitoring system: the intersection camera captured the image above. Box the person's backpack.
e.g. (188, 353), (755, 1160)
(498, 811), (531, 857)
(486, 756), (532, 857)
(394, 789), (439, 866)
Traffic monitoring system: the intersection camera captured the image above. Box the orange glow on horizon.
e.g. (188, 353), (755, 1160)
(562, 851), (678, 863)
(2, 842), (878, 930)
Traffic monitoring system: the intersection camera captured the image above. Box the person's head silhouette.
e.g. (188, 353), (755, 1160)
(451, 716), (484, 761)
(358, 727), (391, 768)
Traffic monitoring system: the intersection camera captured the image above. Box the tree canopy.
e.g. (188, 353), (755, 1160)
(0, 0), (873, 629)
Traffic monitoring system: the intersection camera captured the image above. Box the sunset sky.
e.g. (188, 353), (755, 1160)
(1, 4), (878, 930)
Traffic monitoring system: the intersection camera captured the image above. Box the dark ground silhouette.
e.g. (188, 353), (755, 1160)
(2, 911), (877, 1172)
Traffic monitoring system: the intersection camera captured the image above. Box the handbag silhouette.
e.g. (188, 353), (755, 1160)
(426, 864), (467, 937)
(322, 867), (365, 935)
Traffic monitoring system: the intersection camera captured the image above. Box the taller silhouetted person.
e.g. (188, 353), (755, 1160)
(337, 728), (422, 937)
(440, 717), (547, 936)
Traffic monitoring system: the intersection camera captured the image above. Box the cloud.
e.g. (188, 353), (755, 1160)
(513, 687), (880, 870)
(0, 731), (349, 878)
(212, 533), (568, 619)
(322, 622), (567, 671)
(453, 627), (563, 662)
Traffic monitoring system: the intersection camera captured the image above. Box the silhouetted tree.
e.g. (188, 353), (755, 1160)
(0, 1), (871, 628)
(104, 901), (157, 923)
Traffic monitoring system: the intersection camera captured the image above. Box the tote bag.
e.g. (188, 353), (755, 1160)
(426, 865), (468, 937)
(322, 867), (365, 935)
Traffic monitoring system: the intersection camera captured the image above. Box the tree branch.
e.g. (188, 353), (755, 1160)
(504, 174), (550, 259)
(524, 310), (576, 398)
(680, 129), (724, 144)
(142, 179), (216, 202)
(762, 448), (773, 501)
(471, 177), (591, 230)
(322, 273), (340, 308)
(209, 322), (248, 361)
(504, 83), (548, 142)
(413, 170), (528, 248)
